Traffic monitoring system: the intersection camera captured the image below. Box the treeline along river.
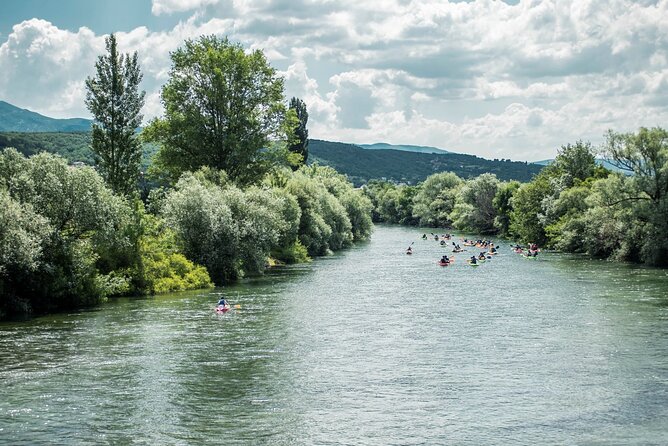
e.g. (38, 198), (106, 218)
(1, 225), (667, 444)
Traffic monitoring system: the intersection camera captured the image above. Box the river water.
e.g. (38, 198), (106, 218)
(1, 224), (668, 445)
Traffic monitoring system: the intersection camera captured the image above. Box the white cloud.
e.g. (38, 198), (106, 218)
(151, 0), (220, 15)
(2, 0), (668, 160)
(0, 19), (102, 118)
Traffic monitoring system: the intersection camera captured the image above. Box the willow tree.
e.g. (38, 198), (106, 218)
(604, 127), (668, 264)
(145, 35), (288, 185)
(85, 34), (145, 195)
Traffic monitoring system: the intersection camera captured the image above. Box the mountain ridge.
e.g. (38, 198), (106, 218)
(0, 100), (543, 184)
(0, 100), (92, 132)
(358, 142), (449, 155)
(309, 139), (542, 185)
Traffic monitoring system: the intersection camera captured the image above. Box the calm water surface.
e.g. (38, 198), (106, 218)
(2, 225), (668, 444)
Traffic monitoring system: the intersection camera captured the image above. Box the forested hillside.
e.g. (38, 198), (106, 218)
(0, 132), (543, 185)
(0, 132), (158, 169)
(309, 139), (542, 185)
(0, 100), (92, 132)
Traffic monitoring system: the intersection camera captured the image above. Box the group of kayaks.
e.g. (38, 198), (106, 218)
(512, 243), (540, 259)
(408, 234), (540, 267)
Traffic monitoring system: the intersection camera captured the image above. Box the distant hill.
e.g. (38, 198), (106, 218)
(0, 100), (92, 132)
(358, 142), (449, 155)
(309, 139), (542, 185)
(0, 131), (158, 170)
(0, 100), (543, 184)
(0, 132), (93, 163)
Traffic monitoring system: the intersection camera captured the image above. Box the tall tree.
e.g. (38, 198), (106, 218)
(85, 34), (145, 195)
(554, 140), (596, 186)
(288, 97), (309, 169)
(144, 35), (287, 184)
(605, 127), (668, 204)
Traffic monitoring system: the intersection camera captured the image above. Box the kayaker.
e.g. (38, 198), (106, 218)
(441, 255), (450, 264)
(469, 256), (477, 264)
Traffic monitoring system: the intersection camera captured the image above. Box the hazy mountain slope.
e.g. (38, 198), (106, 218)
(0, 100), (92, 132)
(309, 139), (542, 185)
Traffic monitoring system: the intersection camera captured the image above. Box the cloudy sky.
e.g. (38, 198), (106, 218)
(1, 0), (667, 161)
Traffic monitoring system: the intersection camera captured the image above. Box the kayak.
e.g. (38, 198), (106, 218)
(467, 262), (479, 267)
(437, 261), (450, 266)
(215, 305), (230, 313)
(406, 251), (413, 255)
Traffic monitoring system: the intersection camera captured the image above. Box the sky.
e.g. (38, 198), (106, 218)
(1, 0), (667, 161)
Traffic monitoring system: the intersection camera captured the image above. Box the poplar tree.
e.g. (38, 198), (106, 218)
(288, 97), (309, 169)
(144, 35), (286, 185)
(85, 34), (145, 195)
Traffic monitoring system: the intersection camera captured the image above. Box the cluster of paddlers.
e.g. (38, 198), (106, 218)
(512, 243), (540, 258)
(409, 234), (500, 267)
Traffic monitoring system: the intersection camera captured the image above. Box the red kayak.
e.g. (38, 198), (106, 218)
(215, 305), (230, 313)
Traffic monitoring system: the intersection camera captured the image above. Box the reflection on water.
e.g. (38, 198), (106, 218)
(1, 225), (667, 444)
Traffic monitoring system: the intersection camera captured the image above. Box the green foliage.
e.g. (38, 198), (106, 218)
(412, 172), (463, 227)
(364, 180), (419, 225)
(138, 214), (212, 294)
(0, 132), (94, 163)
(284, 172), (335, 256)
(493, 181), (520, 235)
(145, 35), (288, 185)
(0, 190), (51, 277)
(340, 189), (374, 241)
(509, 173), (552, 245)
(282, 166), (370, 256)
(309, 139), (543, 186)
(162, 170), (308, 283)
(0, 131), (160, 173)
(161, 172), (237, 283)
(553, 141), (597, 187)
(450, 173), (500, 234)
(288, 97), (309, 169)
(0, 149), (214, 319)
(85, 34), (145, 195)
(271, 240), (311, 264)
(605, 127), (668, 204)
(0, 149), (131, 317)
(302, 165), (373, 240)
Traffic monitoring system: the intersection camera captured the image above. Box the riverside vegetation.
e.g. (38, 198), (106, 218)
(0, 35), (373, 320)
(364, 130), (668, 267)
(3, 34), (666, 320)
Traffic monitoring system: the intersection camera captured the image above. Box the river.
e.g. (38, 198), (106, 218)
(1, 224), (668, 445)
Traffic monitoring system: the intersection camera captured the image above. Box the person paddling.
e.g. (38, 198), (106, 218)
(217, 297), (230, 312)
